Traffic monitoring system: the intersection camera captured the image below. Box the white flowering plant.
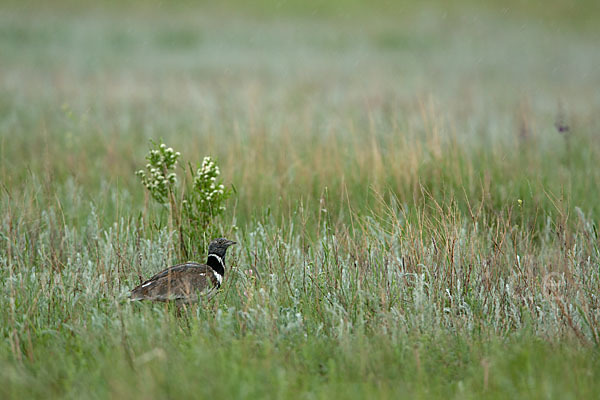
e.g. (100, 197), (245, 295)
(136, 141), (231, 257)
(135, 142), (180, 204)
(183, 156), (231, 230)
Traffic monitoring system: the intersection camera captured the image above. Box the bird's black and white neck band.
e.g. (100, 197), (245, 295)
(207, 253), (225, 285)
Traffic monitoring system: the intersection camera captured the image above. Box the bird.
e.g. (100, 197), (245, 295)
(130, 238), (236, 303)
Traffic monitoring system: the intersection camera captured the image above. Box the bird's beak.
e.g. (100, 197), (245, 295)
(227, 240), (237, 246)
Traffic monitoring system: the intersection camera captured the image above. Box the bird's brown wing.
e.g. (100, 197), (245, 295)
(130, 263), (218, 302)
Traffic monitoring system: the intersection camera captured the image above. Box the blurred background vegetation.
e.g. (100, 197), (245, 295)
(2, 0), (599, 228)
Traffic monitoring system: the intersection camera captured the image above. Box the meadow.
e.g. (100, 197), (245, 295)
(1, 1), (600, 398)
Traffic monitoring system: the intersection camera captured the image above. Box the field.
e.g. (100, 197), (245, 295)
(1, 1), (600, 398)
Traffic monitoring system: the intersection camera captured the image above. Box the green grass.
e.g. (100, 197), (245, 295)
(1, 1), (600, 398)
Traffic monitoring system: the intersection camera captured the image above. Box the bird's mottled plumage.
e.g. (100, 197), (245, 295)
(130, 238), (236, 303)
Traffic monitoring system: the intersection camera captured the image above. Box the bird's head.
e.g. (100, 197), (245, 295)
(208, 238), (237, 258)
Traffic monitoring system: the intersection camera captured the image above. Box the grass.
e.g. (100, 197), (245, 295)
(1, 1), (600, 398)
